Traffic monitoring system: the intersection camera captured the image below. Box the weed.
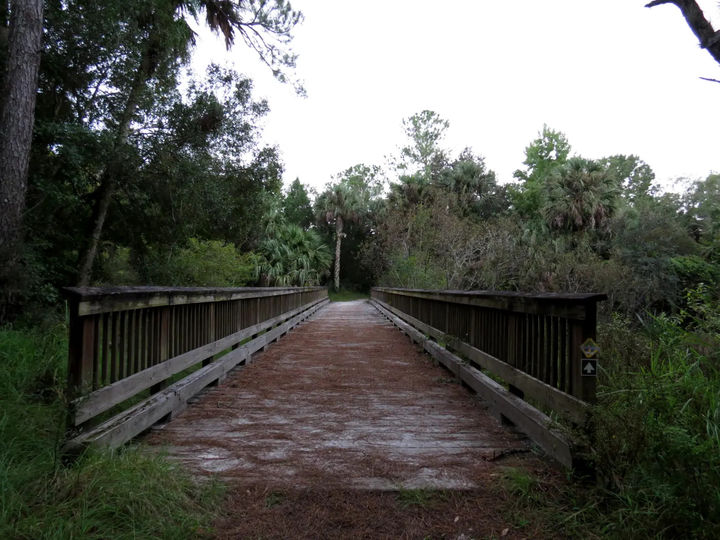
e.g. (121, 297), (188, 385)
(501, 467), (539, 503)
(395, 488), (446, 508)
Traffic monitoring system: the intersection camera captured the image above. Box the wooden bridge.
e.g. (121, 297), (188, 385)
(62, 285), (605, 480)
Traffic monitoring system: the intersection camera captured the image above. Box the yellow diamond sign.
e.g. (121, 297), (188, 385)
(580, 338), (599, 358)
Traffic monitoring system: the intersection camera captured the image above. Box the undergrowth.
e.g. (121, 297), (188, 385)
(0, 324), (224, 539)
(501, 286), (720, 538)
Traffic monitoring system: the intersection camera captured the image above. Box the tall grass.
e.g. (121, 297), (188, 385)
(0, 324), (223, 539)
(500, 289), (720, 538)
(592, 288), (720, 537)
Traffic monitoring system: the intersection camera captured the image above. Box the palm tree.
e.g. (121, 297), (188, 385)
(257, 224), (331, 286)
(316, 183), (363, 291)
(316, 164), (380, 290)
(543, 158), (620, 234)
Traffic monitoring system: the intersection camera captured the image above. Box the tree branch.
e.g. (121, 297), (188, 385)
(646, 0), (720, 66)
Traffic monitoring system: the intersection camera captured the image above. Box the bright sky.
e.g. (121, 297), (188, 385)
(191, 0), (720, 192)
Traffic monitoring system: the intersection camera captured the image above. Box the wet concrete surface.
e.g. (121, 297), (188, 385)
(144, 300), (529, 489)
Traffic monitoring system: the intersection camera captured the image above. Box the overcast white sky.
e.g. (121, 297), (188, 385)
(191, 0), (720, 192)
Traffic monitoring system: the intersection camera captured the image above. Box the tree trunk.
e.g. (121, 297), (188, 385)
(0, 0), (43, 315)
(75, 34), (157, 286)
(0, 0), (43, 255)
(76, 172), (114, 286)
(334, 215), (344, 291)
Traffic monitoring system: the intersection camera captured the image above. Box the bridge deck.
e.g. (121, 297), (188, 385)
(146, 300), (530, 489)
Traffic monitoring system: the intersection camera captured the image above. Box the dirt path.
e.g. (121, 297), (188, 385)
(145, 300), (557, 538)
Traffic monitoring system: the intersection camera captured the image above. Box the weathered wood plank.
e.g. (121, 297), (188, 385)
(371, 300), (575, 468)
(71, 297), (327, 426)
(64, 298), (328, 451)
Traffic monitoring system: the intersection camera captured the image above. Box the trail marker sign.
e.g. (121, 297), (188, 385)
(580, 338), (599, 358)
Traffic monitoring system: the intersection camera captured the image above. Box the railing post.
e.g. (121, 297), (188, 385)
(569, 300), (598, 404)
(67, 301), (95, 399)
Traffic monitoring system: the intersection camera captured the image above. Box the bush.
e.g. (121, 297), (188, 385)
(145, 238), (256, 286)
(671, 255), (720, 295)
(378, 253), (446, 289)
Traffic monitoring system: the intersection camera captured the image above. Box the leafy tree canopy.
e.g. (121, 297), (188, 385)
(282, 178), (314, 229)
(398, 110), (450, 182)
(510, 125), (571, 221)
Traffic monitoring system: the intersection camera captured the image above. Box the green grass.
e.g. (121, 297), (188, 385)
(0, 324), (224, 539)
(497, 293), (720, 538)
(328, 288), (369, 302)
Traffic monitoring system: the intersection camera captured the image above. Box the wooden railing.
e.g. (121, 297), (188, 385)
(63, 286), (327, 451)
(371, 287), (605, 423)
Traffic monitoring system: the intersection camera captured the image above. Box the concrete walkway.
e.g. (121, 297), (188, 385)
(145, 300), (529, 489)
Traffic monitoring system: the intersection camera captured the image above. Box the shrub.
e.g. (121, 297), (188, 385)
(378, 253), (446, 289)
(145, 238), (256, 286)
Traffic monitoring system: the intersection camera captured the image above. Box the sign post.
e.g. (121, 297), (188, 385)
(570, 306), (600, 403)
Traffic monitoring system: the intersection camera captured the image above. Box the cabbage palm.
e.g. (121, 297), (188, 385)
(316, 183), (364, 291)
(258, 224), (331, 286)
(543, 158), (620, 234)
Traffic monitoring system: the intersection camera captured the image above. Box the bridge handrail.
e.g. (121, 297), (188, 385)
(371, 287), (606, 420)
(63, 286), (327, 448)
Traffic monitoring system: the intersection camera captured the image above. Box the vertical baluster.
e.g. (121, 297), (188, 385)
(146, 308), (153, 370)
(175, 306), (182, 358)
(506, 312), (516, 367)
(521, 313), (528, 376)
(550, 316), (559, 388)
(531, 314), (540, 378)
(193, 303), (197, 348)
(152, 309), (160, 366)
(101, 313), (109, 385)
(183, 305), (189, 354)
(130, 309), (138, 375)
(111, 311), (120, 382)
(559, 318), (568, 393)
(146, 309), (153, 367)
(140, 308), (147, 370)
(91, 316), (100, 390)
(537, 315), (544, 383)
